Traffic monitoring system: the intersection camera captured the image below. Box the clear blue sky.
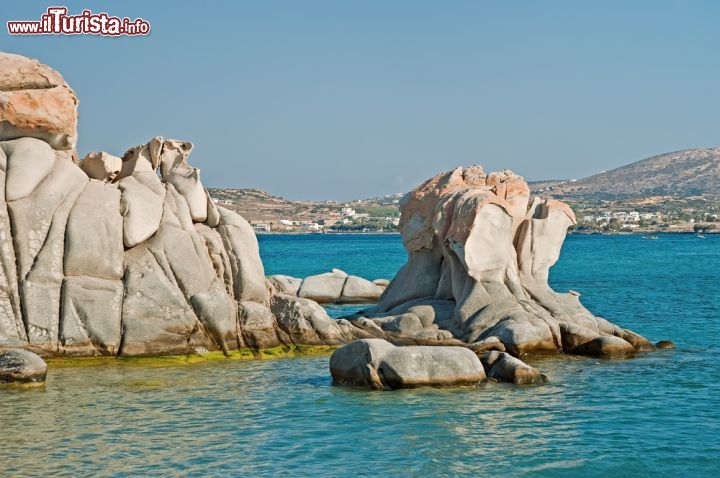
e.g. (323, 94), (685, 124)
(2, 1), (719, 200)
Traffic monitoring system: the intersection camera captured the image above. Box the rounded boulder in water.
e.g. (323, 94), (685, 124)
(0, 349), (48, 385)
(655, 340), (676, 349)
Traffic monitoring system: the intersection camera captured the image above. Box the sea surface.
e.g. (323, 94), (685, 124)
(1, 234), (718, 477)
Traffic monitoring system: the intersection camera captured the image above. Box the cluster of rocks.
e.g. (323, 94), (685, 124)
(329, 338), (546, 390)
(339, 165), (663, 359)
(326, 164), (676, 390)
(0, 52), (670, 389)
(0, 52), (362, 369)
(268, 270), (388, 304)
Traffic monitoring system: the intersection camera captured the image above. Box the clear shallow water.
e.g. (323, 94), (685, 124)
(1, 234), (719, 477)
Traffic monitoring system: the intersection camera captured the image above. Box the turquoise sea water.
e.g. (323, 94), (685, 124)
(1, 234), (719, 477)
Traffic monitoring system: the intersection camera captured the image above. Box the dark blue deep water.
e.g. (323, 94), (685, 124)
(1, 234), (718, 477)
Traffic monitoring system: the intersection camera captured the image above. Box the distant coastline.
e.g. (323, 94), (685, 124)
(255, 231), (401, 235)
(254, 230), (716, 236)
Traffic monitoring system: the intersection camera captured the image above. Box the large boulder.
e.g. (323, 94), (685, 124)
(346, 165), (655, 358)
(297, 269), (347, 303)
(61, 180), (124, 356)
(572, 335), (636, 358)
(0, 349), (47, 384)
(329, 339), (486, 390)
(0, 53), (78, 151)
(271, 272), (386, 305)
(7, 145), (87, 351)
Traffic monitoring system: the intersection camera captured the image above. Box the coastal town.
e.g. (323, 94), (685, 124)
(565, 197), (718, 234)
(209, 187), (719, 234)
(209, 188), (402, 233)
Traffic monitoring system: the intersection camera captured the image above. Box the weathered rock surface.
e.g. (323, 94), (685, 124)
(273, 271), (388, 304)
(329, 338), (486, 390)
(268, 275), (303, 296)
(344, 165), (654, 359)
(0, 349), (47, 384)
(270, 293), (357, 345)
(0, 53), (358, 358)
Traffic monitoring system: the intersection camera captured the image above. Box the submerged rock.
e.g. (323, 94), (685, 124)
(329, 339), (486, 390)
(656, 340), (676, 350)
(0, 349), (47, 384)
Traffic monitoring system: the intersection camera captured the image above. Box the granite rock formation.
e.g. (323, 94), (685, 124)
(0, 52), (353, 357)
(329, 338), (486, 390)
(268, 270), (387, 304)
(345, 166), (655, 357)
(0, 52), (662, 379)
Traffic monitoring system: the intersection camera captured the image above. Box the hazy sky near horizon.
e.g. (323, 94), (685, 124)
(2, 1), (719, 200)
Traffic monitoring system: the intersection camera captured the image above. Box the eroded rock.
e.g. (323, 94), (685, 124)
(345, 165), (656, 358)
(330, 339), (486, 390)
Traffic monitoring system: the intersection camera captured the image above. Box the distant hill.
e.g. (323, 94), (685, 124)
(211, 148), (720, 225)
(530, 148), (720, 200)
(208, 187), (401, 227)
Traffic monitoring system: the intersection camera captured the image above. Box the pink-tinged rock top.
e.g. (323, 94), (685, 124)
(399, 165), (534, 251)
(0, 52), (78, 151)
